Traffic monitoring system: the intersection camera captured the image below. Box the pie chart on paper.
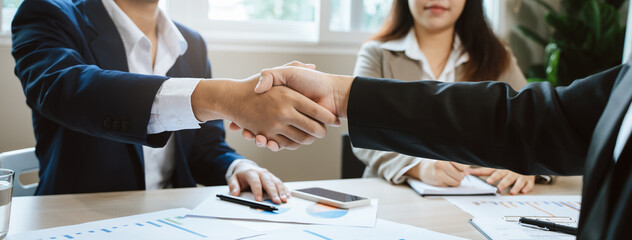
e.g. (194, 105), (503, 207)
(306, 203), (349, 218)
(254, 199), (291, 215)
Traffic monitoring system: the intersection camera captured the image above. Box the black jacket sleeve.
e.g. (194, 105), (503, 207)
(347, 65), (623, 175)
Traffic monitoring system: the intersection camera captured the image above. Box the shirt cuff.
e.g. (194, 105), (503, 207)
(147, 78), (203, 134)
(391, 158), (427, 184)
(225, 159), (259, 182)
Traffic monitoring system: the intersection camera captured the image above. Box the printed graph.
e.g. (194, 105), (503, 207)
(471, 200), (581, 217)
(254, 199), (291, 215)
(31, 216), (208, 240)
(446, 195), (582, 222)
(306, 203), (349, 219)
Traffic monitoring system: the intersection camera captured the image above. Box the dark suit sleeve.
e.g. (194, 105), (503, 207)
(189, 120), (243, 186)
(348, 66), (622, 175)
(11, 0), (170, 146)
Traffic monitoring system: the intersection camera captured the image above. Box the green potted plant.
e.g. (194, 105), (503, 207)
(517, 0), (627, 86)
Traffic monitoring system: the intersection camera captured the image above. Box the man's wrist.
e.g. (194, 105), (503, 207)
(191, 79), (234, 122)
(332, 75), (354, 119)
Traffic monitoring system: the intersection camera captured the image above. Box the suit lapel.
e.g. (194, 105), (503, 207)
(85, 0), (128, 72)
(584, 65), (632, 187)
(580, 65), (632, 231)
(387, 52), (423, 81)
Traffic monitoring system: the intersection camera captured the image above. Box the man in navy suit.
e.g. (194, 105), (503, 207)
(11, 0), (338, 203)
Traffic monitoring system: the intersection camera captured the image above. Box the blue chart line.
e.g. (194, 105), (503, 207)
(146, 221), (161, 227)
(157, 219), (208, 238)
(303, 230), (332, 240)
(38, 215), (209, 240)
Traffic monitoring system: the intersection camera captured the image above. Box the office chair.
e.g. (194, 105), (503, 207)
(341, 133), (366, 179)
(0, 148), (39, 196)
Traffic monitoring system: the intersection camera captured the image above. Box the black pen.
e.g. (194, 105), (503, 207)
(519, 217), (578, 236)
(216, 194), (278, 212)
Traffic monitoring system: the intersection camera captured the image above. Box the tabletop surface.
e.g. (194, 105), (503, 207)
(8, 176), (582, 239)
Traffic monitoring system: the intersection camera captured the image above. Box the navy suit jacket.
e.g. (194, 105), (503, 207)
(11, 0), (243, 195)
(348, 65), (632, 239)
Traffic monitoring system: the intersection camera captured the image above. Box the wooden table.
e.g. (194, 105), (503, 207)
(7, 176), (582, 239)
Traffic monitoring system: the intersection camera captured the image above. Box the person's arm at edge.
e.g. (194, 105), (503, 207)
(351, 42), (437, 184)
(253, 65), (621, 175)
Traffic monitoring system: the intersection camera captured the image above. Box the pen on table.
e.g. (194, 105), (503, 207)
(519, 217), (578, 236)
(216, 194), (278, 212)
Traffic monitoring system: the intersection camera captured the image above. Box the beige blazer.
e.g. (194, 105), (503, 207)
(352, 40), (528, 184)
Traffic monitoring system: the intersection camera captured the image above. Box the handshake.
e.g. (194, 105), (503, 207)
(191, 61), (355, 151)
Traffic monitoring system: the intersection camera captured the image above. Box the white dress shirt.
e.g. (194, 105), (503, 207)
(102, 0), (249, 189)
(375, 29), (469, 183)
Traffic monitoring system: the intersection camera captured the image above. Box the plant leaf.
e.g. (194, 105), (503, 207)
(515, 26), (548, 47)
(545, 44), (561, 87)
(579, 0), (602, 45)
(605, 0), (626, 9)
(529, 0), (558, 14)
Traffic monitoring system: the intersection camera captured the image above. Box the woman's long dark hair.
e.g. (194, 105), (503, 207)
(370, 0), (510, 81)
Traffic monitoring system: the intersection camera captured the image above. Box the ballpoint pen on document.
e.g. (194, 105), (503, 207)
(216, 194), (278, 212)
(519, 217), (578, 236)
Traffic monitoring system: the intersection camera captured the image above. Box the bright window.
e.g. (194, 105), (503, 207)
(2, 0), (23, 33)
(0, 0), (501, 52)
(208, 0), (316, 22)
(329, 0), (392, 32)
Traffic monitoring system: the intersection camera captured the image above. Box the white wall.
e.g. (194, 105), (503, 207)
(0, 45), (34, 154)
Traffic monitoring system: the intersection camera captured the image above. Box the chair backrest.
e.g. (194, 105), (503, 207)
(341, 133), (366, 179)
(0, 148), (39, 196)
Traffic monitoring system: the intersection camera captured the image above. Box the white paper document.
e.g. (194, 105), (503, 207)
(408, 175), (498, 196)
(446, 195), (581, 222)
(470, 218), (576, 240)
(240, 219), (467, 240)
(191, 192), (378, 227)
(8, 208), (259, 240)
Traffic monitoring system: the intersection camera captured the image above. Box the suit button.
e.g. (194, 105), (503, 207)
(103, 117), (112, 130)
(112, 118), (121, 131)
(121, 120), (130, 131)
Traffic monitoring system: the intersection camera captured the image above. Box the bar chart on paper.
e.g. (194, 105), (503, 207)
(7, 208), (258, 240)
(446, 195), (581, 222)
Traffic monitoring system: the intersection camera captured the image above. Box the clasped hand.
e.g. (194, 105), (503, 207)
(227, 62), (353, 151)
(191, 62), (344, 150)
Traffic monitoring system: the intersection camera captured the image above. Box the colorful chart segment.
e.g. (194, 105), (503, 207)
(255, 199), (291, 215)
(306, 203), (349, 218)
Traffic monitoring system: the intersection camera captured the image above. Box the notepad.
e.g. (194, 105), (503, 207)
(407, 175), (498, 196)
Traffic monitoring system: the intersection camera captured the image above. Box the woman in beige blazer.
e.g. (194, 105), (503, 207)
(352, 0), (549, 194)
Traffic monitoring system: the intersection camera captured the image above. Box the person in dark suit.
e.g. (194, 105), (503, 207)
(10, 0), (339, 203)
(243, 57), (632, 238)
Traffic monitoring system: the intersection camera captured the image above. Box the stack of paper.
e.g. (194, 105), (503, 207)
(446, 195), (582, 240)
(9, 190), (469, 239)
(469, 218), (576, 240)
(240, 219), (466, 240)
(408, 175), (498, 196)
(446, 195), (582, 220)
(7, 209), (258, 240)
(190, 192), (378, 227)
